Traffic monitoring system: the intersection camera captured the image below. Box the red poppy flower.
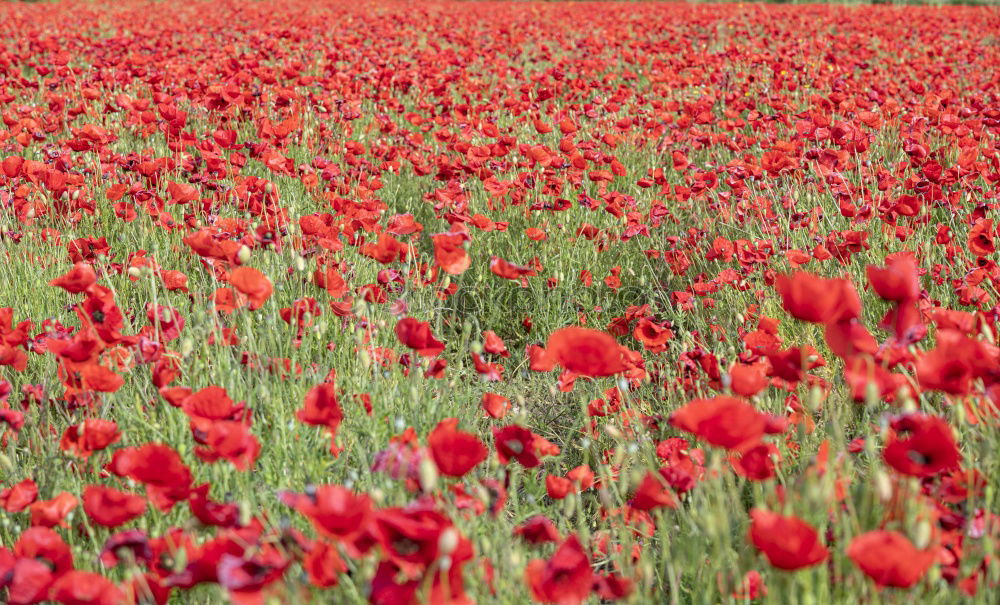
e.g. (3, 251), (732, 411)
(0, 478), (38, 513)
(483, 330), (510, 357)
(514, 515), (561, 544)
(593, 571), (634, 601)
(188, 484), (240, 528)
(361, 232), (407, 264)
(28, 492), (77, 528)
(303, 540), (347, 588)
(49, 262), (97, 294)
(481, 393), (511, 419)
(669, 396), (769, 450)
(180, 386), (246, 422)
(731, 443), (779, 481)
(567, 465), (594, 490)
(847, 530), (936, 588)
(843, 356), (908, 403)
(373, 505), (450, 572)
(82, 486), (147, 528)
(775, 271), (860, 324)
(297, 382), (344, 455)
(49, 570), (125, 605)
(748, 509), (828, 570)
(298, 382), (343, 429)
(229, 266), (273, 310)
(279, 484), (373, 547)
(824, 318), (877, 360)
(6, 558), (55, 604)
(98, 530), (153, 568)
(732, 570), (767, 600)
(916, 329), (997, 395)
(193, 420), (261, 471)
(630, 470), (678, 511)
(493, 425), (542, 468)
(107, 443), (193, 511)
(968, 219), (994, 257)
(867, 254), (920, 302)
(490, 256), (537, 280)
(431, 230), (471, 275)
(394, 317), (445, 357)
(13, 527), (74, 575)
(545, 326), (628, 377)
(882, 413), (960, 477)
(427, 418), (488, 478)
(632, 317), (673, 352)
(60, 418), (121, 458)
(728, 362), (769, 397)
(545, 475), (573, 500)
(524, 534), (593, 605)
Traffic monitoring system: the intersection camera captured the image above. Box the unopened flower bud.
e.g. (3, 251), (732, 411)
(237, 245), (251, 265)
(438, 528), (459, 556)
(874, 470), (893, 502)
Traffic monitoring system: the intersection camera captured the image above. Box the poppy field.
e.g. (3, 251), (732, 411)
(2, 0), (1000, 603)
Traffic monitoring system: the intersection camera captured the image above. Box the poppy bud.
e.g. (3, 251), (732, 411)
(127, 267), (142, 279)
(470, 341), (483, 355)
(912, 519), (932, 550)
(237, 245), (251, 265)
(598, 486), (614, 510)
(0, 452), (12, 473)
(295, 255), (306, 272)
(875, 470), (893, 502)
(507, 550), (522, 567)
(238, 502), (251, 526)
(864, 381), (880, 407)
(563, 492), (576, 517)
(808, 385), (823, 411)
(417, 454), (437, 491)
(180, 337), (193, 357)
(438, 527), (459, 556)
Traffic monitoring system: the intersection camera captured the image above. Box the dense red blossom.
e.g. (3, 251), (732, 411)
(748, 509), (828, 571)
(0, 1), (999, 601)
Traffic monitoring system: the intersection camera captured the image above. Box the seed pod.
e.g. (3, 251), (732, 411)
(418, 458), (438, 493)
(874, 469), (893, 502)
(913, 519), (933, 550)
(438, 528), (459, 556)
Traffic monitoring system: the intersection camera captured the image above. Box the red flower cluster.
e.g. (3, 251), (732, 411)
(1, 0), (1000, 602)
